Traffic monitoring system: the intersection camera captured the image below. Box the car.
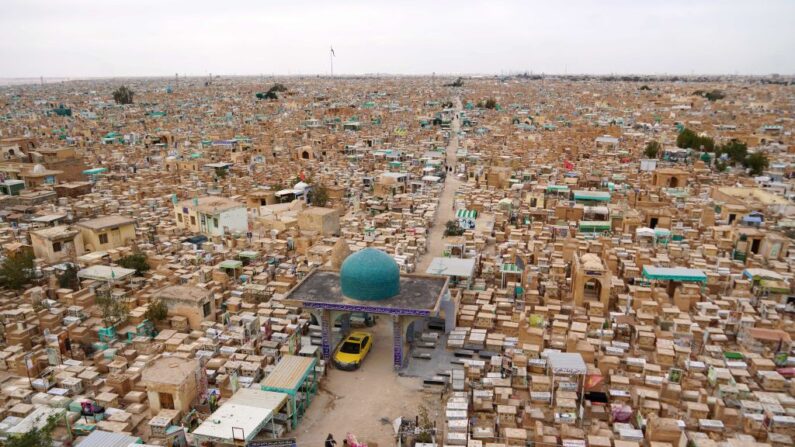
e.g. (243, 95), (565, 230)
(332, 331), (373, 370)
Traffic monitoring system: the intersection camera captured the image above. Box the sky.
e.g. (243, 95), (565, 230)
(1, 0), (794, 78)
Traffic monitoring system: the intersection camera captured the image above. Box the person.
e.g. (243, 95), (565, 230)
(325, 434), (337, 447)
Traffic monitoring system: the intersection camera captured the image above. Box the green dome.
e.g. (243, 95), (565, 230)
(340, 248), (400, 301)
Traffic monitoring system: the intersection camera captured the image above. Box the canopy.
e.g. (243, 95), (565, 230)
(422, 175), (441, 182)
(743, 268), (785, 281)
(501, 263), (522, 274)
(579, 221), (611, 232)
(219, 260), (243, 269)
(642, 266), (706, 283)
(77, 265), (135, 282)
(83, 167), (108, 175)
(546, 185), (569, 193)
(238, 251), (259, 259)
(456, 209), (478, 219)
(425, 257), (476, 278)
(548, 352), (587, 375)
(192, 388), (287, 444)
(760, 279), (790, 293)
(573, 190), (611, 202)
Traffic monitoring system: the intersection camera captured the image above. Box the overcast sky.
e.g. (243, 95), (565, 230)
(1, 0), (794, 78)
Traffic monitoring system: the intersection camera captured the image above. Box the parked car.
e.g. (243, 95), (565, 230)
(332, 331), (373, 370)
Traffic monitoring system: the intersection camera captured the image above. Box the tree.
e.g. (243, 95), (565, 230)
(704, 90), (725, 101)
(117, 253), (150, 276)
(444, 220), (465, 236)
(643, 141), (661, 158)
(95, 292), (128, 328)
(311, 184), (329, 207)
(4, 414), (57, 447)
(444, 77), (463, 87)
(744, 152), (769, 176)
(112, 86), (134, 105)
(256, 83), (288, 100)
(58, 263), (80, 290)
(144, 298), (169, 323)
(0, 251), (35, 290)
(717, 139), (748, 164)
(715, 160), (728, 172)
(676, 128), (698, 149)
(676, 127), (714, 151)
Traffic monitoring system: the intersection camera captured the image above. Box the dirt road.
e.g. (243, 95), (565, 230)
(416, 98), (463, 273)
(294, 319), (441, 447)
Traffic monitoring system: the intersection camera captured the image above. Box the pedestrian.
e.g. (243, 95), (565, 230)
(325, 434), (337, 447)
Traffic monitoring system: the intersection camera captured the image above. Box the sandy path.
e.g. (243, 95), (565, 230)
(294, 319), (441, 447)
(416, 98), (463, 273)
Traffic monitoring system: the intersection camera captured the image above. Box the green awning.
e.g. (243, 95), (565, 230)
(724, 352), (744, 360)
(642, 266), (706, 283)
(83, 167), (108, 175)
(219, 260), (243, 269)
(573, 190), (611, 202)
(456, 209), (477, 219)
(501, 263), (522, 273)
(238, 251), (259, 259)
(579, 221), (611, 232)
(546, 185), (569, 193)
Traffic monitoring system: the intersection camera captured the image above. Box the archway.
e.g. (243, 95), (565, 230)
(301, 151), (310, 159)
(583, 278), (601, 302)
(668, 176), (679, 188)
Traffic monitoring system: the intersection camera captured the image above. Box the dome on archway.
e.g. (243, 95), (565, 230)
(340, 248), (400, 301)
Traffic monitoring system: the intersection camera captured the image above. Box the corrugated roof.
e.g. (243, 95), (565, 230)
(261, 355), (316, 393)
(77, 430), (140, 447)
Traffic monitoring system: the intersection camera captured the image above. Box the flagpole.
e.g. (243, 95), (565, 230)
(330, 47), (334, 77)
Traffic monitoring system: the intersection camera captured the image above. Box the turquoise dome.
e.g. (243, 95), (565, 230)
(340, 248), (400, 301)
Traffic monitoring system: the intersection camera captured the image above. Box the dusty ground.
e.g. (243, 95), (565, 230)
(416, 98), (463, 273)
(295, 320), (443, 447)
(296, 100), (462, 447)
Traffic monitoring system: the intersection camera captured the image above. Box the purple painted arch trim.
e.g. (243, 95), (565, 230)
(300, 300), (432, 317)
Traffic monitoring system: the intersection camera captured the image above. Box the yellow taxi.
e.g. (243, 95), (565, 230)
(332, 331), (373, 370)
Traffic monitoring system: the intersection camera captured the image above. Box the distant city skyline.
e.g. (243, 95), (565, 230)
(1, 0), (794, 78)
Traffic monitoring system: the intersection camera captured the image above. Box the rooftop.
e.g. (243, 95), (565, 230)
(154, 284), (212, 303)
(177, 196), (244, 214)
(75, 215), (136, 231)
(286, 269), (447, 315)
(141, 356), (198, 386)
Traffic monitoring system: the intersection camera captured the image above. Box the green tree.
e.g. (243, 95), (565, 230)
(311, 184), (329, 207)
(0, 251), (35, 290)
(643, 141), (661, 158)
(95, 292), (129, 328)
(676, 128), (698, 149)
(117, 253), (150, 276)
(444, 220), (465, 236)
(4, 414), (57, 447)
(144, 298), (169, 323)
(744, 152), (769, 176)
(704, 90), (725, 101)
(715, 160), (728, 172)
(676, 128), (714, 151)
(58, 263), (80, 290)
(718, 139), (748, 164)
(112, 85), (134, 105)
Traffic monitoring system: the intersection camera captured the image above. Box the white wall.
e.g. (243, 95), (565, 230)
(219, 207), (248, 235)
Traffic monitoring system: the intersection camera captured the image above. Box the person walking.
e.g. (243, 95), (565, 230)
(325, 434), (337, 447)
